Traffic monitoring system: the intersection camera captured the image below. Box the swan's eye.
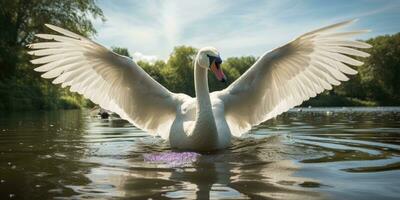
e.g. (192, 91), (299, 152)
(214, 57), (222, 69)
(207, 55), (222, 68)
(207, 55), (215, 68)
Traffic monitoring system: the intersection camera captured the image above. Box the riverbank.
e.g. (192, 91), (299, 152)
(301, 94), (379, 107)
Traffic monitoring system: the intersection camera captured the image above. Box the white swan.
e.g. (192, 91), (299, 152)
(28, 19), (371, 151)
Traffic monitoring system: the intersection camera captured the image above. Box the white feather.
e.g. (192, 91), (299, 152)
(212, 19), (371, 137)
(29, 24), (188, 139)
(29, 20), (371, 150)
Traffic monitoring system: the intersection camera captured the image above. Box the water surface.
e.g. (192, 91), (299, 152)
(0, 107), (399, 199)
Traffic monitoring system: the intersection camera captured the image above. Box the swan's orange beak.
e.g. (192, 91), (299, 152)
(211, 62), (227, 83)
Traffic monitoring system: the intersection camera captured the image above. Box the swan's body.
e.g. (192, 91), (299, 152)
(28, 19), (371, 151)
(169, 59), (232, 150)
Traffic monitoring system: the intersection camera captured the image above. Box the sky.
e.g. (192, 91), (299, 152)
(92, 0), (400, 62)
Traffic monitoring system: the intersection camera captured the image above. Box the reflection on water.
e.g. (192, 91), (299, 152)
(0, 107), (399, 199)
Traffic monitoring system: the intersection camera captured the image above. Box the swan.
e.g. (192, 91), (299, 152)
(28, 19), (371, 151)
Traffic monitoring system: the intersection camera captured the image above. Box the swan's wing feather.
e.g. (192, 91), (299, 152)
(28, 24), (187, 139)
(213, 19), (371, 137)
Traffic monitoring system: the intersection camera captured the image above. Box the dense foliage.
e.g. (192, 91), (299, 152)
(334, 33), (400, 105)
(112, 34), (400, 107)
(0, 0), (104, 110)
(0, 0), (399, 110)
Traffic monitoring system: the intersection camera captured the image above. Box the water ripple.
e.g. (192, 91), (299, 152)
(0, 108), (399, 199)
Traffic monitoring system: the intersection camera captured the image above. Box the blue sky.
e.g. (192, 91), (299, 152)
(93, 0), (400, 62)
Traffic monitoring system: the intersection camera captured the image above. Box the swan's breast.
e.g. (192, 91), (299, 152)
(180, 99), (196, 119)
(211, 98), (232, 148)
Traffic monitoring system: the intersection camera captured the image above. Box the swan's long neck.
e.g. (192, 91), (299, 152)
(193, 61), (216, 132)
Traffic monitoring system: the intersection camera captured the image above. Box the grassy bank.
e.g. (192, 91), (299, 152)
(0, 78), (90, 111)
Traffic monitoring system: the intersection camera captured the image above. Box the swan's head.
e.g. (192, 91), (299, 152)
(196, 47), (227, 83)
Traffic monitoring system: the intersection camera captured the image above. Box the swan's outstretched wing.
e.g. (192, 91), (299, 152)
(28, 24), (187, 139)
(213, 19), (371, 137)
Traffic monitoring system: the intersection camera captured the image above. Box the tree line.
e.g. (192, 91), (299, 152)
(1, 0), (399, 111)
(115, 33), (400, 107)
(0, 0), (104, 110)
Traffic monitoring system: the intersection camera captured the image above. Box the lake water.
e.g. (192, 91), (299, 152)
(0, 107), (399, 200)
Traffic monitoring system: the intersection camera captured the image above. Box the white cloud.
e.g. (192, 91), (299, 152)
(93, 0), (400, 60)
(132, 52), (158, 63)
(94, 0), (231, 59)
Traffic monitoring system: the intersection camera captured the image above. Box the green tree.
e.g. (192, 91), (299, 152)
(223, 56), (256, 75)
(334, 33), (400, 105)
(362, 33), (400, 104)
(211, 56), (256, 91)
(0, 0), (104, 77)
(0, 0), (104, 110)
(139, 60), (168, 86)
(162, 46), (197, 96)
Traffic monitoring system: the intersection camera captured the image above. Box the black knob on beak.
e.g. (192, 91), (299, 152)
(221, 77), (227, 83)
